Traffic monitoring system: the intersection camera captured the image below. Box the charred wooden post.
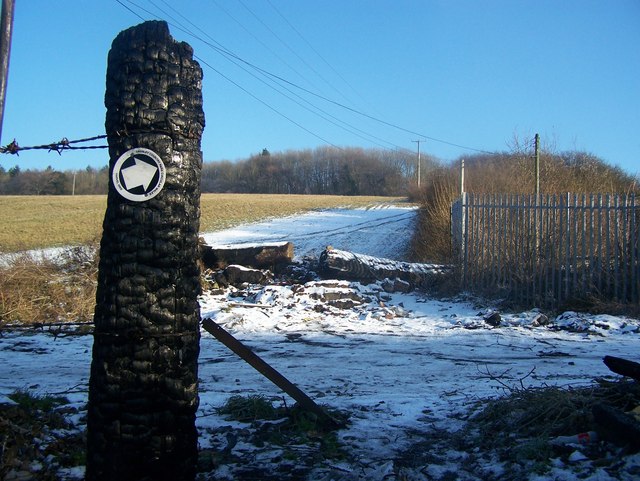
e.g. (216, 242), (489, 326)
(87, 21), (205, 481)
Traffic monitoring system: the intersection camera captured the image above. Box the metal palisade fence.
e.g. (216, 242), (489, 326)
(451, 193), (639, 307)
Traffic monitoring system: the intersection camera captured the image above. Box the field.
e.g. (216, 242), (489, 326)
(0, 194), (407, 252)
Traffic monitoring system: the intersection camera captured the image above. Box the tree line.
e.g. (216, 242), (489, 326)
(1, 146), (636, 200)
(201, 146), (422, 196)
(0, 146), (428, 196)
(0, 165), (110, 195)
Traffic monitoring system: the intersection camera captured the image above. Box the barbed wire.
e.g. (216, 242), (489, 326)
(0, 127), (200, 156)
(0, 135), (109, 156)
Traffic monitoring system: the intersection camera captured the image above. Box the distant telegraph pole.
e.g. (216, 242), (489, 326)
(0, 0), (15, 144)
(412, 139), (424, 187)
(534, 133), (540, 195)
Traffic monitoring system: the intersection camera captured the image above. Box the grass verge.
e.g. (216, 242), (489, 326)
(201, 394), (350, 474)
(0, 389), (85, 480)
(395, 378), (640, 479)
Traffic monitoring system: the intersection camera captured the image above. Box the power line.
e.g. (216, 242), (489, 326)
(209, 0), (318, 91)
(236, 0), (349, 104)
(123, 1), (406, 152)
(193, 54), (342, 150)
(120, 3), (334, 149)
(265, 0), (377, 115)
(195, 3), (391, 148)
(116, 0), (497, 158)
(115, 0), (146, 22)
(140, 1), (348, 150)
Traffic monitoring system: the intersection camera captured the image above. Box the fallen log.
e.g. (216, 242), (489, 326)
(319, 246), (450, 290)
(200, 240), (294, 270)
(603, 356), (640, 382)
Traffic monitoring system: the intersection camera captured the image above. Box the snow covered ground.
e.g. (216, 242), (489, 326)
(200, 204), (418, 261)
(1, 205), (639, 480)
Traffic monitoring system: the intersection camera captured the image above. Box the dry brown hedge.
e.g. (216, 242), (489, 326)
(410, 151), (638, 264)
(0, 246), (98, 326)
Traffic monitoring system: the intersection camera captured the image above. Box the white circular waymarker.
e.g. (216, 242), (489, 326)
(112, 148), (166, 202)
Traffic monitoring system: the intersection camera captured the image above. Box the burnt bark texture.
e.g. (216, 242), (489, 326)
(87, 21), (205, 481)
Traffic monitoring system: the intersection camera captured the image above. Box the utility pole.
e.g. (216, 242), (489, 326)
(0, 0), (15, 144)
(412, 139), (424, 188)
(534, 133), (540, 196)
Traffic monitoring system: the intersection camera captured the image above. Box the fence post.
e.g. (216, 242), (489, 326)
(86, 21), (205, 481)
(461, 192), (468, 287)
(534, 133), (540, 195)
(632, 193), (638, 303)
(0, 0), (15, 144)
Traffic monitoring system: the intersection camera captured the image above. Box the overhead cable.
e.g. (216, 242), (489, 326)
(116, 0), (496, 157)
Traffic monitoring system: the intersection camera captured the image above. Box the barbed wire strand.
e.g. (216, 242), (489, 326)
(0, 127), (200, 156)
(0, 135), (109, 156)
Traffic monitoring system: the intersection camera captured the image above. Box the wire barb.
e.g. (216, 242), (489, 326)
(1, 139), (20, 155)
(48, 137), (70, 155)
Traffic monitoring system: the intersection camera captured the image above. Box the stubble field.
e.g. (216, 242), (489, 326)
(0, 194), (407, 252)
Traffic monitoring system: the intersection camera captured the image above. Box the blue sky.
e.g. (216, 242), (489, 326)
(1, 0), (639, 176)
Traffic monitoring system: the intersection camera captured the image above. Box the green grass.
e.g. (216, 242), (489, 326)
(217, 394), (282, 422)
(8, 388), (70, 412)
(0, 194), (408, 252)
(1, 389), (84, 478)
(216, 394), (349, 461)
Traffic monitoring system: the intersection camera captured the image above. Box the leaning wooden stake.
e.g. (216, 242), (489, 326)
(202, 318), (343, 429)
